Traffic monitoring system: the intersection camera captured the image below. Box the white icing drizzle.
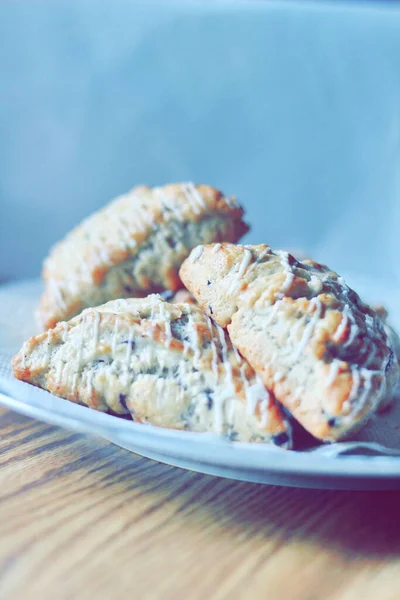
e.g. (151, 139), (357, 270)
(226, 398), (237, 427)
(213, 394), (224, 435)
(86, 370), (93, 395)
(365, 314), (375, 329)
(133, 210), (147, 234)
(56, 360), (64, 386)
(211, 243), (222, 254)
(76, 315), (86, 369)
(156, 187), (185, 222)
(190, 245), (205, 262)
(186, 308), (201, 363)
(148, 297), (159, 340)
(74, 315), (86, 391)
(273, 372), (284, 383)
(326, 359), (341, 388)
(181, 183), (204, 215)
(342, 306), (359, 348)
(208, 324), (235, 433)
(75, 252), (92, 285)
(61, 321), (69, 342)
(233, 346), (252, 408)
(351, 369), (373, 415)
(92, 312), (100, 352)
(228, 247), (253, 293)
(98, 243), (111, 266)
(50, 279), (67, 310)
(67, 276), (80, 296)
(263, 299), (282, 328)
(72, 373), (78, 393)
(295, 297), (322, 358)
(150, 298), (157, 322)
(244, 246), (272, 280)
(275, 250), (294, 298)
(309, 275), (323, 295)
(245, 376), (267, 418)
(347, 367), (361, 404)
(232, 344), (241, 363)
(229, 336), (265, 424)
(259, 393), (270, 428)
(206, 317), (219, 379)
(289, 319), (303, 343)
(156, 378), (165, 409)
(206, 315), (213, 336)
(377, 368), (387, 405)
(217, 325), (233, 389)
(340, 368), (383, 421)
(269, 350), (278, 365)
(186, 182), (207, 211)
(135, 203), (154, 233)
(332, 304), (359, 351)
(237, 248), (253, 279)
(158, 302), (172, 348)
(116, 211), (135, 250)
(112, 317), (119, 357)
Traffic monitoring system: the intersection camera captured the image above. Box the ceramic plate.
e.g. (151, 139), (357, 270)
(1, 279), (400, 490)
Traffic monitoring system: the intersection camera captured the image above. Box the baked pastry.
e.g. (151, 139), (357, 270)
(13, 295), (291, 446)
(180, 243), (399, 441)
(38, 183), (248, 329)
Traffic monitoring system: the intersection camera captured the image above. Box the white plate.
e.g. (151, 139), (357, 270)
(1, 279), (400, 490)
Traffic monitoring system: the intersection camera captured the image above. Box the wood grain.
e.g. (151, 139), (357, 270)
(0, 406), (400, 600)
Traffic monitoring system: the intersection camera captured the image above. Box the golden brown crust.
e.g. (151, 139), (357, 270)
(38, 183), (248, 329)
(180, 243), (399, 441)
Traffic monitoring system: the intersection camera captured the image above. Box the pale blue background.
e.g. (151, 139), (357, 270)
(1, 0), (400, 289)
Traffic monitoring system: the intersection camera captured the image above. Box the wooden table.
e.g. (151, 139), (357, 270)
(0, 406), (400, 600)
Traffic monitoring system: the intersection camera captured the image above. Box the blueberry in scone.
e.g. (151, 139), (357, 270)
(14, 295), (291, 446)
(180, 243), (399, 441)
(37, 183), (249, 329)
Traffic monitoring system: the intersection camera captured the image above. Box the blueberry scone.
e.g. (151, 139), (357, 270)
(38, 183), (248, 329)
(180, 243), (399, 441)
(13, 295), (291, 446)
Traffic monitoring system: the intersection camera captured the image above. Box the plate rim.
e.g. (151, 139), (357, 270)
(1, 382), (400, 484)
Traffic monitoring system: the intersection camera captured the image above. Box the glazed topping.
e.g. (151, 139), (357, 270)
(180, 243), (397, 429)
(70, 296), (284, 437)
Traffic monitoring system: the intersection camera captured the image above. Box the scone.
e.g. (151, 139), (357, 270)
(13, 295), (291, 446)
(38, 183), (248, 329)
(180, 243), (399, 441)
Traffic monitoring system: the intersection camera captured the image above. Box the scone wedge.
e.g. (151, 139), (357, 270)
(180, 243), (399, 441)
(38, 183), (248, 329)
(13, 295), (291, 447)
